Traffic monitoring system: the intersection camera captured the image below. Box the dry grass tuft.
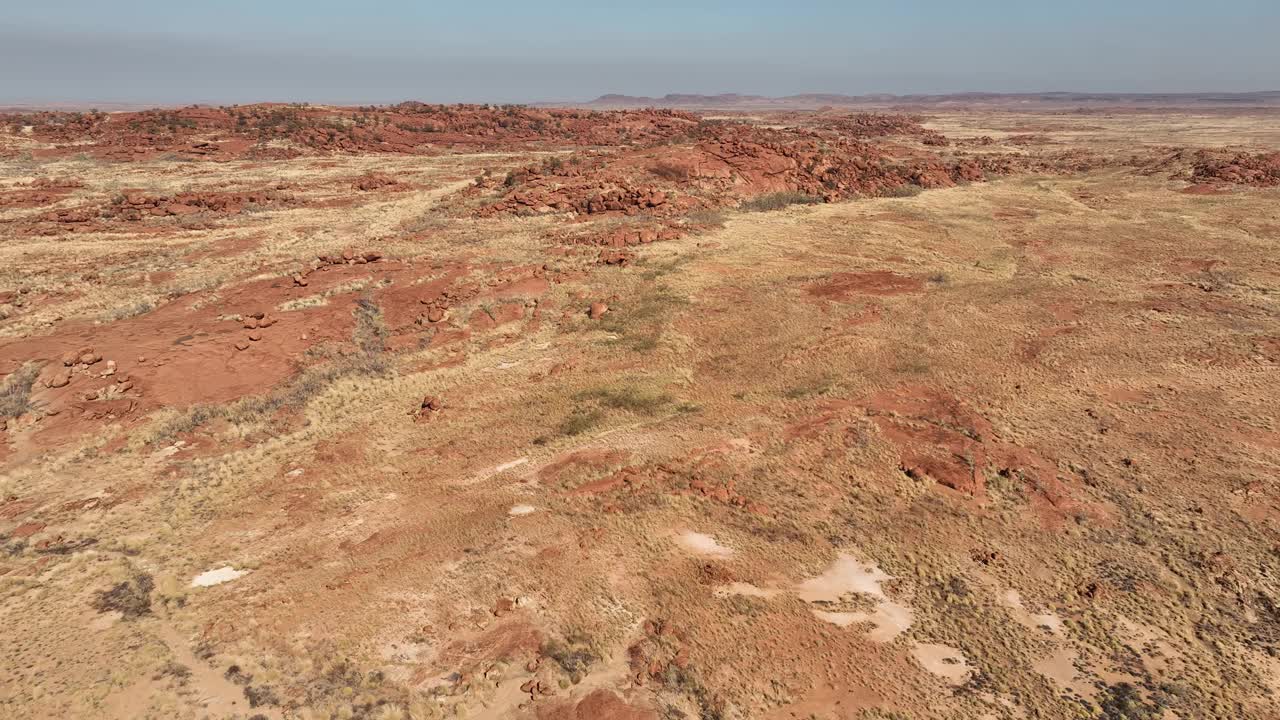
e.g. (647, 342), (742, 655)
(741, 191), (823, 212)
(576, 385), (673, 414)
(555, 408), (605, 438)
(353, 295), (389, 354)
(0, 362), (42, 418)
(93, 572), (154, 619)
(884, 183), (924, 198)
(542, 632), (602, 680)
(595, 284), (687, 352)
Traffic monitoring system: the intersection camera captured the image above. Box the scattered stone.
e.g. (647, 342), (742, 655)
(353, 173), (403, 191)
(234, 341), (250, 351)
(589, 302), (609, 319)
(414, 396), (442, 421)
(598, 250), (634, 266)
(248, 332), (263, 342)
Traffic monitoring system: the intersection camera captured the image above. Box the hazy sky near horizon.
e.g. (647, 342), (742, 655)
(3, 0), (1278, 103)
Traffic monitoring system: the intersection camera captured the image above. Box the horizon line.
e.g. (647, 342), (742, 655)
(5, 88), (1280, 112)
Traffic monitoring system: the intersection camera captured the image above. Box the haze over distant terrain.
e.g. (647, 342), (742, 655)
(4, 0), (1279, 105)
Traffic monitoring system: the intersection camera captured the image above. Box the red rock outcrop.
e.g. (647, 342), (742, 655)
(1192, 151), (1280, 187)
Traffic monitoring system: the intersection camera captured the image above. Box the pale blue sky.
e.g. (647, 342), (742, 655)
(3, 1), (1278, 103)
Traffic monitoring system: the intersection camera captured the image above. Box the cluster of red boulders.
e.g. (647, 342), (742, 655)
(40, 347), (135, 401)
(351, 173), (406, 191)
(1138, 148), (1279, 188)
(0, 104), (702, 160)
(686, 128), (993, 199)
(101, 186), (298, 220)
(546, 222), (685, 250)
(1192, 151), (1280, 187)
(627, 619), (695, 689)
(412, 396), (443, 422)
(45, 348), (102, 388)
(232, 312), (278, 351)
(41, 208), (97, 224)
(597, 250), (635, 266)
(414, 278), (507, 328)
(0, 177), (84, 209)
(582, 187), (668, 214)
(817, 112), (950, 145)
(472, 121), (1019, 227)
(593, 225), (683, 247)
(292, 250), (383, 287)
(480, 180), (672, 217)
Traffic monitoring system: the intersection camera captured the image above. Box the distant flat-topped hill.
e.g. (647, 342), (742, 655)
(564, 91), (1280, 110)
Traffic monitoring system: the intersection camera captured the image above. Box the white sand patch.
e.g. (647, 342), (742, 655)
(911, 643), (972, 685)
(794, 553), (914, 641)
(1002, 589), (1064, 635)
(464, 457), (531, 485)
(191, 567), (249, 588)
(997, 590), (1092, 697)
(811, 602), (916, 642)
(154, 440), (187, 458)
(494, 458), (529, 473)
(508, 504), (537, 517)
(675, 530), (734, 558)
(1034, 645), (1088, 696)
(795, 554), (893, 602)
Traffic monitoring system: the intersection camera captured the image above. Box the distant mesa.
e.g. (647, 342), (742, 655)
(574, 90), (1280, 110)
